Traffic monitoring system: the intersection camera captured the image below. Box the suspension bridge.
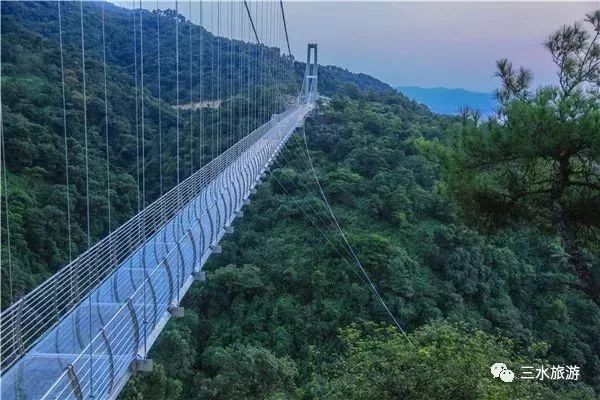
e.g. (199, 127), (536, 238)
(0, 1), (319, 398)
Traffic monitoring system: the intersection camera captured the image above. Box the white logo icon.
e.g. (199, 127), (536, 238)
(491, 363), (514, 382)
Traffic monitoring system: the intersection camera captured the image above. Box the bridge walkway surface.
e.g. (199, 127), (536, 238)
(0, 103), (314, 400)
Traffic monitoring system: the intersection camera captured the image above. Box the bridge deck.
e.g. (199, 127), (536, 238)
(0, 104), (313, 400)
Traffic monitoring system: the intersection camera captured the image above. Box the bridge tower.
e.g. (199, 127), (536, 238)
(302, 43), (318, 102)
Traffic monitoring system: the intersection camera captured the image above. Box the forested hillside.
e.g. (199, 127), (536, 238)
(0, 1), (391, 305)
(122, 10), (600, 399)
(122, 89), (599, 400)
(2, 2), (599, 400)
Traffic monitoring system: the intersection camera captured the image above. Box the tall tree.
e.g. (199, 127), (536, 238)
(444, 10), (600, 304)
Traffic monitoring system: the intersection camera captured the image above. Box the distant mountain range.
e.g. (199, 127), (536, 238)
(397, 86), (498, 116)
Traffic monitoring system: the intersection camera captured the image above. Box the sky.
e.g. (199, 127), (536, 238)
(116, 1), (598, 92)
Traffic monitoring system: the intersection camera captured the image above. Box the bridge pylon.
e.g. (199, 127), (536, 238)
(302, 43), (318, 102)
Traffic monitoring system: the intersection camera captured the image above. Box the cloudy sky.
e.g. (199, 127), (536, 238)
(117, 1), (598, 92)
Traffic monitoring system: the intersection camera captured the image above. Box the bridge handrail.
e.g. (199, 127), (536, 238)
(38, 104), (306, 400)
(40, 142), (243, 399)
(0, 106), (298, 374)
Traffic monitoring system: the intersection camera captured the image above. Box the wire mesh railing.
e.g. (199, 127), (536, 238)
(35, 104), (309, 400)
(0, 106), (301, 374)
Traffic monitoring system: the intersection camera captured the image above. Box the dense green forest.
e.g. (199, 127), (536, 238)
(2, 2), (599, 400)
(122, 10), (600, 400)
(123, 86), (600, 400)
(122, 87), (600, 399)
(0, 1), (392, 305)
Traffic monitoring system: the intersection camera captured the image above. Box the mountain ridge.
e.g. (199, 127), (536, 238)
(397, 85), (497, 116)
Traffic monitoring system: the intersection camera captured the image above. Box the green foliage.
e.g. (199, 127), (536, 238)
(192, 344), (299, 400)
(437, 11), (600, 304)
(0, 2), (390, 306)
(321, 321), (596, 400)
(2, 4), (600, 399)
(125, 91), (598, 398)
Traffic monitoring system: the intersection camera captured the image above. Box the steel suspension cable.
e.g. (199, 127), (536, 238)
(243, 0), (260, 45)
(260, 0), (264, 124)
(175, 0), (181, 304)
(0, 113), (11, 305)
(57, 1), (72, 280)
(132, 0), (141, 216)
(270, 152), (357, 264)
(156, 0), (163, 197)
(78, 0), (95, 393)
(253, 1), (257, 132)
(256, 1), (260, 130)
(101, 1), (112, 261)
(279, 0), (292, 59)
(189, 0), (194, 176)
(210, 1), (214, 160)
(237, 2), (242, 143)
(138, 0), (148, 356)
(198, 0), (204, 167)
(227, 1), (231, 150)
(266, 0), (271, 118)
(0, 11), (13, 308)
(217, 0), (221, 155)
(268, 164), (368, 287)
(243, 1), (250, 138)
(230, 0), (234, 148)
(0, 0), (4, 310)
(300, 123), (412, 344)
(271, 0), (275, 115)
(273, 137), (357, 248)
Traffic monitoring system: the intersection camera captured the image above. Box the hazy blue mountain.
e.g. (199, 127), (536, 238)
(397, 86), (497, 116)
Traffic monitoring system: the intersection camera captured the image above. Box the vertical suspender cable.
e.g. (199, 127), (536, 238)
(266, 0), (269, 117)
(0, 0), (13, 308)
(261, 0), (270, 123)
(230, 0), (234, 149)
(210, 1), (214, 160)
(217, 0), (221, 156)
(229, 1), (233, 149)
(246, 1), (250, 137)
(78, 0), (94, 394)
(138, 0), (148, 356)
(199, 1), (204, 167)
(244, 3), (248, 136)
(261, 0), (265, 124)
(175, 0), (181, 304)
(268, 0), (272, 117)
(278, 1), (284, 111)
(274, 0), (278, 112)
(189, 0), (194, 176)
(101, 1), (112, 267)
(57, 1), (72, 306)
(242, 0), (260, 133)
(272, 0), (276, 114)
(256, 0), (260, 128)
(236, 2), (240, 144)
(258, 0), (262, 124)
(255, 1), (260, 127)
(0, 108), (11, 306)
(262, 0), (266, 123)
(130, 0), (142, 359)
(253, 1), (257, 131)
(280, 1), (284, 109)
(239, 1), (243, 141)
(272, 0), (276, 115)
(156, 1), (163, 198)
(132, 0), (140, 216)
